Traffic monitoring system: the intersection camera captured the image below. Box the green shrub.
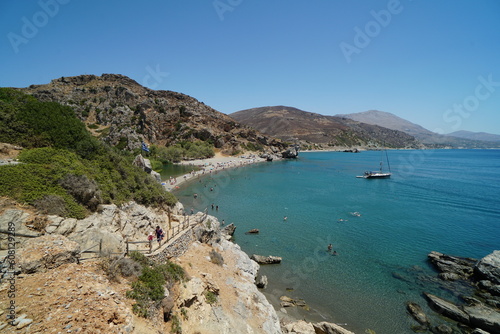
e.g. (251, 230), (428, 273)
(0, 88), (177, 217)
(204, 290), (217, 305)
(128, 251), (152, 267)
(126, 258), (187, 318)
(171, 314), (182, 334)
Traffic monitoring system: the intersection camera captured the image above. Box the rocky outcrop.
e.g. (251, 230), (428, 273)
(251, 254), (282, 264)
(132, 154), (162, 183)
(417, 251), (500, 333)
(281, 320), (355, 334)
(475, 250), (500, 284)
(313, 321), (356, 334)
(43, 201), (176, 253)
(281, 145), (299, 159)
(16, 234), (80, 273)
(175, 233), (282, 334)
(0, 208), (39, 250)
(21, 74), (287, 154)
(255, 274), (268, 289)
(424, 293), (470, 324)
(246, 228), (259, 234)
(221, 223), (236, 238)
(427, 251), (476, 280)
(424, 291), (500, 333)
(406, 302), (429, 326)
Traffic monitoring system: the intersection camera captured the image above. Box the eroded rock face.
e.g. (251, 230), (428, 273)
(176, 239), (282, 334)
(43, 201), (175, 253)
(475, 250), (500, 284)
(17, 234), (80, 273)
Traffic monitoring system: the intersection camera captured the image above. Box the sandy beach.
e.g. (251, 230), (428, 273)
(162, 152), (265, 191)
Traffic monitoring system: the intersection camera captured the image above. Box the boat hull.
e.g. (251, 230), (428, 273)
(364, 173), (391, 179)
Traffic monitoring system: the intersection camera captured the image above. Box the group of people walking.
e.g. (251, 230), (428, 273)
(148, 225), (165, 246)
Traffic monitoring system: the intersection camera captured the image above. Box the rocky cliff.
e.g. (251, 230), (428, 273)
(0, 199), (354, 333)
(19, 74), (286, 155)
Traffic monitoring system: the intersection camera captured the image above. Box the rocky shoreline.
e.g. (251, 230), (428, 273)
(404, 251), (500, 333)
(0, 199), (355, 333)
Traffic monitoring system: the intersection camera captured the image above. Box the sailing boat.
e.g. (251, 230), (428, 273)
(357, 150), (392, 179)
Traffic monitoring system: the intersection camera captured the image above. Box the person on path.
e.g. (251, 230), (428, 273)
(155, 226), (164, 245)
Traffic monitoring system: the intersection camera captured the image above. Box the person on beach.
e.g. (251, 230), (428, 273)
(190, 208), (194, 215)
(194, 193), (198, 199)
(283, 216), (288, 221)
(211, 203), (214, 210)
(216, 205), (219, 211)
(221, 220), (225, 225)
(328, 244), (333, 252)
(155, 226), (164, 245)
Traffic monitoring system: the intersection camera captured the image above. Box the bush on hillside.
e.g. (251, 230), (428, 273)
(0, 89), (177, 217)
(125, 256), (187, 318)
(155, 141), (214, 163)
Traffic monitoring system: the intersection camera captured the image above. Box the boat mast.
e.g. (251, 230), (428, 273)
(385, 150), (391, 172)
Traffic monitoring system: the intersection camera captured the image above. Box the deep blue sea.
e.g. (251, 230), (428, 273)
(173, 149), (500, 333)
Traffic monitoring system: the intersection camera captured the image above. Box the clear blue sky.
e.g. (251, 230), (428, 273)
(1, 1), (500, 134)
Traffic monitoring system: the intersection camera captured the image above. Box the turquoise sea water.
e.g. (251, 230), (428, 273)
(173, 150), (500, 333)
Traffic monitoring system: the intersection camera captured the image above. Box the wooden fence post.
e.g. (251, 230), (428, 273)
(125, 240), (129, 256)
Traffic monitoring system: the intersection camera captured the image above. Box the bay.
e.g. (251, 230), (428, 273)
(173, 149), (500, 333)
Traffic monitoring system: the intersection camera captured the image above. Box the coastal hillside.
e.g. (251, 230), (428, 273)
(20, 74), (286, 155)
(446, 130), (500, 143)
(337, 110), (500, 148)
(230, 106), (421, 149)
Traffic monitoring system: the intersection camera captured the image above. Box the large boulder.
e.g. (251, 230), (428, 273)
(428, 251), (476, 280)
(282, 320), (315, 334)
(0, 209), (37, 250)
(251, 254), (282, 264)
(406, 302), (430, 326)
(17, 234), (80, 273)
(313, 321), (355, 334)
(282, 145), (299, 159)
(132, 154), (153, 173)
(424, 293), (470, 325)
(475, 250), (500, 284)
(464, 305), (500, 334)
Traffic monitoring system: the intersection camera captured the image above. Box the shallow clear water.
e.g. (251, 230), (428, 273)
(159, 163), (198, 179)
(173, 150), (500, 333)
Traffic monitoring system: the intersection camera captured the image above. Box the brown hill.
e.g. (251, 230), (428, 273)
(19, 74), (285, 154)
(230, 106), (421, 149)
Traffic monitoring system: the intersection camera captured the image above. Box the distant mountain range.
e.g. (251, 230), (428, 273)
(230, 106), (421, 149)
(446, 130), (500, 143)
(336, 110), (500, 149)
